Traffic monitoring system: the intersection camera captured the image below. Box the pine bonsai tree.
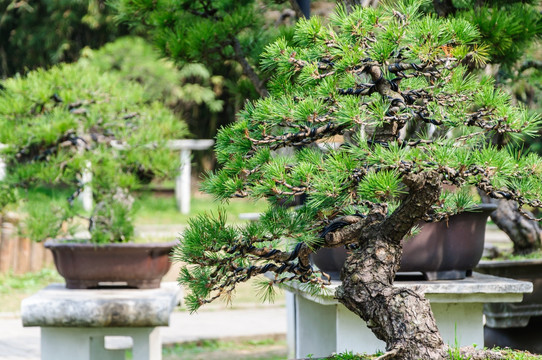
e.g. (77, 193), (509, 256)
(174, 2), (542, 359)
(0, 57), (188, 243)
(80, 36), (225, 124)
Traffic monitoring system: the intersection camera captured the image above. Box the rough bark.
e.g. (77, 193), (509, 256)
(480, 193), (541, 255)
(336, 171), (447, 359)
(327, 172), (510, 359)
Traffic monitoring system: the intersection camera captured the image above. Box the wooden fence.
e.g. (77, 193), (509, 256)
(0, 213), (53, 275)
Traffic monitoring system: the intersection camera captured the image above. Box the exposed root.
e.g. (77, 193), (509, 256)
(375, 347), (401, 360)
(454, 346), (506, 360)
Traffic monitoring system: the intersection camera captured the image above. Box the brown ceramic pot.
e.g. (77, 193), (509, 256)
(311, 204), (497, 281)
(45, 240), (177, 289)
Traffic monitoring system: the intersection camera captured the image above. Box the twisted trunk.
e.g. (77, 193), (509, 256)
(480, 193), (541, 255)
(337, 237), (447, 359)
(335, 171), (447, 359)
(329, 171), (509, 359)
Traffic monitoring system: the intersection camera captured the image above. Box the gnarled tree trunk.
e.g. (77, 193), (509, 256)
(480, 193), (541, 255)
(337, 236), (447, 359)
(328, 171), (510, 359)
(334, 171), (448, 359)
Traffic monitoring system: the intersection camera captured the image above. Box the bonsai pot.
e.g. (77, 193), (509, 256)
(312, 204), (497, 281)
(476, 258), (542, 353)
(45, 240), (177, 289)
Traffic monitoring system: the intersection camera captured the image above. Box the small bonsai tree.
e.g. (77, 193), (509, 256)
(0, 57), (188, 243)
(175, 2), (542, 359)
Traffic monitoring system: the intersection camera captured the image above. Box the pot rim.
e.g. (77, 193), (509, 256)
(478, 258), (542, 267)
(44, 239), (179, 249)
(464, 203), (498, 212)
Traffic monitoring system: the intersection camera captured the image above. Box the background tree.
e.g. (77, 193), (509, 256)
(110, 0), (305, 155)
(0, 0), (129, 77)
(174, 2), (542, 359)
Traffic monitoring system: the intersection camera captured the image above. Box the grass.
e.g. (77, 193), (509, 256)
(0, 268), (63, 313)
(126, 337), (287, 360)
(314, 348), (542, 360)
(484, 249), (542, 262)
(133, 191), (268, 225)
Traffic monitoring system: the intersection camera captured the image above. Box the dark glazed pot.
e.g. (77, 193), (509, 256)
(45, 240), (177, 289)
(311, 204), (497, 281)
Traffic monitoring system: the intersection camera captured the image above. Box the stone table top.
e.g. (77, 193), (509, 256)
(21, 282), (182, 328)
(281, 272), (533, 305)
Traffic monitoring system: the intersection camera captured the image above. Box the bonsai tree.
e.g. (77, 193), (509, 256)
(0, 57), (188, 243)
(175, 2), (542, 359)
(79, 36), (224, 117)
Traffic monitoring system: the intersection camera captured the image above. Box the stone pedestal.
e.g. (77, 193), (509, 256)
(21, 282), (182, 360)
(282, 273), (532, 359)
(168, 139), (214, 214)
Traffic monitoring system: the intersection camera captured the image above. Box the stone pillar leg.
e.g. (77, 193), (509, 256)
(286, 292), (297, 359)
(90, 335), (125, 360)
(431, 302), (484, 348)
(131, 327), (161, 360)
(176, 149), (191, 214)
(41, 328), (91, 360)
(295, 295), (336, 358)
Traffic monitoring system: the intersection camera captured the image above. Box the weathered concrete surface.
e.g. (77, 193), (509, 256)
(21, 283), (181, 328)
(0, 306), (287, 360)
(282, 272), (533, 306)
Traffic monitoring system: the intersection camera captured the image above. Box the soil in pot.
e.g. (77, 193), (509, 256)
(45, 240), (177, 289)
(312, 204), (497, 281)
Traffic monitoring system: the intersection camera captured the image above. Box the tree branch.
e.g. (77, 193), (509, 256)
(323, 209), (387, 247)
(380, 171), (442, 242)
(288, 0), (307, 19)
(230, 37), (269, 98)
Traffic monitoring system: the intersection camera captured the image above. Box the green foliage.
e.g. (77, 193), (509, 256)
(110, 0), (296, 142)
(174, 1), (542, 312)
(452, 1), (541, 67)
(0, 0), (130, 77)
(79, 36), (224, 114)
(0, 51), (188, 243)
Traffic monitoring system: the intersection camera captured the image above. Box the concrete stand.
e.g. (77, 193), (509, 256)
(21, 282), (181, 360)
(169, 139), (214, 214)
(282, 273), (532, 358)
